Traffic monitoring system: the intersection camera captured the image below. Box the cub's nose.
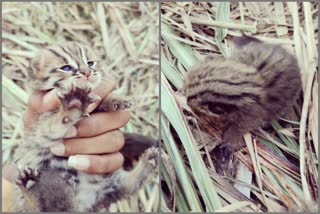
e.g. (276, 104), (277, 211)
(79, 69), (91, 77)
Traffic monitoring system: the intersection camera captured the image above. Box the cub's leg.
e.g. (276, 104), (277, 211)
(91, 147), (159, 211)
(15, 167), (74, 212)
(121, 133), (158, 160)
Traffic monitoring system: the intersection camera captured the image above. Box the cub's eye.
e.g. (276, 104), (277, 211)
(60, 65), (73, 71)
(208, 105), (225, 115)
(87, 61), (95, 67)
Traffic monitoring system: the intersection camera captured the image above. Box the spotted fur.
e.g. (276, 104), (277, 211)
(13, 43), (159, 212)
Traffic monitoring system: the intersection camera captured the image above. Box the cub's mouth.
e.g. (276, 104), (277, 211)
(73, 76), (100, 90)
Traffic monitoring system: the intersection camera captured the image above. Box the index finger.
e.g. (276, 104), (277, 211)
(87, 76), (116, 112)
(94, 75), (116, 98)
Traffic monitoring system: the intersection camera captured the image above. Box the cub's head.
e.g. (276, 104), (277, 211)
(28, 42), (102, 92)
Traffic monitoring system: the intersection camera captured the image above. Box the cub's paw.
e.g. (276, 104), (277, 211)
(15, 167), (39, 189)
(213, 144), (234, 162)
(110, 99), (132, 111)
(123, 100), (132, 109)
(57, 85), (97, 110)
(112, 100), (132, 111)
(58, 85), (99, 124)
(98, 97), (132, 112)
(141, 147), (159, 169)
(212, 144), (239, 176)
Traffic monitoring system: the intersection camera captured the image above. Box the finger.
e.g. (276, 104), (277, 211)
(24, 90), (60, 130)
(67, 152), (124, 174)
(2, 163), (18, 183)
(50, 130), (125, 156)
(93, 76), (116, 99)
(86, 77), (116, 113)
(2, 178), (15, 212)
(28, 89), (60, 113)
(75, 110), (130, 137)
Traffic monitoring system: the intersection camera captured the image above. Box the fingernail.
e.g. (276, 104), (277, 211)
(43, 90), (57, 104)
(68, 155), (90, 170)
(64, 126), (77, 138)
(50, 143), (65, 156)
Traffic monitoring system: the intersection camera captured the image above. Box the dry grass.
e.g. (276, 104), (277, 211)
(2, 2), (159, 212)
(161, 2), (318, 212)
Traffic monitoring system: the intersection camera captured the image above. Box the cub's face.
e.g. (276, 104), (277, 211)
(29, 42), (102, 92)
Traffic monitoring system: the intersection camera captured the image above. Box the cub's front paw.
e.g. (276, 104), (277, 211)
(15, 167), (39, 189)
(98, 97), (132, 112)
(141, 147), (159, 169)
(58, 85), (97, 110)
(58, 86), (98, 124)
(112, 100), (131, 111)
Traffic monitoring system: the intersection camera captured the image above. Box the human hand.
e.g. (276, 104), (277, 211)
(2, 178), (14, 212)
(24, 78), (130, 174)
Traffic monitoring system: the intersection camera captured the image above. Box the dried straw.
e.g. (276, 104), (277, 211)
(2, 2), (159, 212)
(161, 2), (318, 212)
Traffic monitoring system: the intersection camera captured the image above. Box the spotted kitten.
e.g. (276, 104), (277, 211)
(185, 35), (302, 152)
(13, 42), (158, 212)
(28, 42), (130, 111)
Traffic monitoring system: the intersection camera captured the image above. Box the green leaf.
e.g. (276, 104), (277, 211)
(161, 74), (222, 211)
(161, 53), (184, 89)
(161, 22), (198, 70)
(215, 2), (230, 56)
(161, 119), (202, 211)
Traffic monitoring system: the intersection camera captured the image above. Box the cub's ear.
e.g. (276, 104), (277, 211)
(232, 35), (262, 47)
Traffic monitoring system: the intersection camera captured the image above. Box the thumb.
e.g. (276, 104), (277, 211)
(2, 163), (18, 183)
(29, 89), (61, 113)
(24, 89), (61, 131)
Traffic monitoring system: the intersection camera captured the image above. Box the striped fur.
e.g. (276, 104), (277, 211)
(13, 43), (159, 212)
(28, 42), (101, 93)
(185, 36), (302, 151)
